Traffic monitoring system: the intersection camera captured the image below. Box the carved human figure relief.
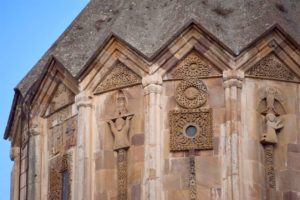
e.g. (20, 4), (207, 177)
(108, 116), (132, 150)
(257, 86), (285, 191)
(260, 113), (284, 144)
(259, 87), (285, 145)
(106, 90), (133, 200)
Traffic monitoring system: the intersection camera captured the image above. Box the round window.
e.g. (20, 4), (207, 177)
(185, 125), (197, 138)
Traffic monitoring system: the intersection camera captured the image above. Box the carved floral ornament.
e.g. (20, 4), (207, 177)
(169, 51), (221, 80)
(169, 78), (213, 151)
(246, 53), (299, 82)
(94, 62), (142, 94)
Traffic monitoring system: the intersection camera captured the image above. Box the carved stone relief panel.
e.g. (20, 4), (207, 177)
(106, 90), (134, 200)
(169, 77), (213, 199)
(257, 86), (285, 192)
(63, 116), (77, 150)
(175, 79), (208, 109)
(47, 106), (77, 156)
(169, 108), (213, 151)
(48, 154), (72, 200)
(94, 62), (141, 94)
(168, 51), (221, 80)
(246, 54), (299, 82)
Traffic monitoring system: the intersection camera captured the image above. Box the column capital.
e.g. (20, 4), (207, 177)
(142, 74), (163, 95)
(75, 92), (93, 109)
(223, 70), (244, 88)
(29, 124), (40, 137)
(10, 146), (21, 161)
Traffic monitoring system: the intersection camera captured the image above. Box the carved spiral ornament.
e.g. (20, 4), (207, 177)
(175, 79), (208, 109)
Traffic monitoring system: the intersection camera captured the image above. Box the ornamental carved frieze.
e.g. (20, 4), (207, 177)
(246, 54), (299, 82)
(169, 108), (213, 151)
(48, 154), (72, 200)
(169, 51), (221, 80)
(94, 62), (141, 94)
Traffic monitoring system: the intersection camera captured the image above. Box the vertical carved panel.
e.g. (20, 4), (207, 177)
(189, 150), (196, 200)
(169, 78), (213, 199)
(264, 145), (275, 188)
(106, 90), (133, 200)
(48, 154), (72, 200)
(257, 87), (285, 195)
(117, 149), (128, 200)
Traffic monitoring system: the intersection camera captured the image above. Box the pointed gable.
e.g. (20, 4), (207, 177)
(94, 61), (142, 94)
(165, 51), (222, 80)
(45, 82), (75, 116)
(246, 53), (300, 82)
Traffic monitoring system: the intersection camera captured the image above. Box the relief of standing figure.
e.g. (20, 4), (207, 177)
(108, 116), (133, 150)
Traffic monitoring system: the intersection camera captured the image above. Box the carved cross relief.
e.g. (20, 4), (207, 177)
(257, 87), (285, 193)
(169, 76), (213, 199)
(107, 90), (133, 200)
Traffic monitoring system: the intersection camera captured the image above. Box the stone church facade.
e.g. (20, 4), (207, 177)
(4, 1), (300, 200)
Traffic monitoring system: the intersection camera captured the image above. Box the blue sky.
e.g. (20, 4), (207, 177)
(0, 1), (88, 199)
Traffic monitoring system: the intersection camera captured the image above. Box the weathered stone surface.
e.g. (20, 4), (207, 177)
(5, 2), (300, 199)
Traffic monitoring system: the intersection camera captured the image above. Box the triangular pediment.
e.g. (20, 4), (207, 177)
(245, 53), (300, 82)
(44, 82), (75, 116)
(94, 61), (142, 94)
(164, 51), (222, 80)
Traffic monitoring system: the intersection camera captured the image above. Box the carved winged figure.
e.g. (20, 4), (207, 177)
(260, 113), (284, 144)
(108, 116), (133, 151)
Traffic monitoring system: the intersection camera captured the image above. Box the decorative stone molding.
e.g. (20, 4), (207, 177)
(170, 51), (221, 79)
(94, 62), (142, 94)
(246, 53), (299, 81)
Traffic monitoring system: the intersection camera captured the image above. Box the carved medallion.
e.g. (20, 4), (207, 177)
(170, 51), (221, 79)
(94, 62), (141, 94)
(175, 79), (208, 109)
(246, 54), (298, 81)
(169, 108), (213, 151)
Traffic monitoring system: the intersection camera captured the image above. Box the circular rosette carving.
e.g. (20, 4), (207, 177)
(175, 79), (208, 108)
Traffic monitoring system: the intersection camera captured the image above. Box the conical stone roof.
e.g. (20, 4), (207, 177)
(17, 0), (300, 95)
